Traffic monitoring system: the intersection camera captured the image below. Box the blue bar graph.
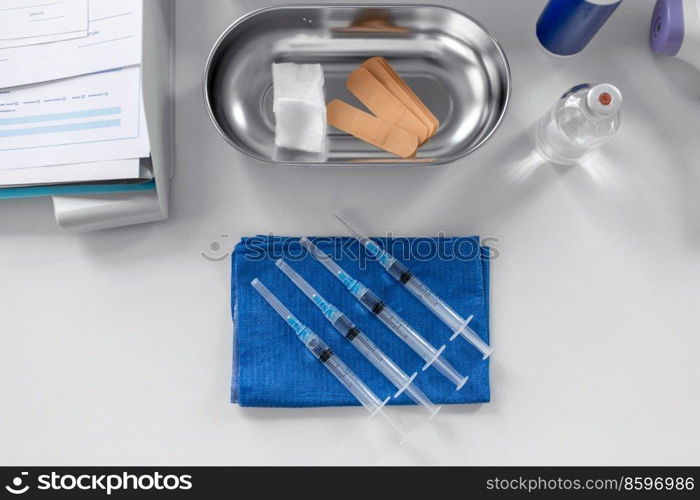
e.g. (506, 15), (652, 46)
(0, 119), (122, 138)
(0, 107), (121, 126)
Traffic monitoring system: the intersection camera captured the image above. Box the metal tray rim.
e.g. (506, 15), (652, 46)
(203, 3), (512, 167)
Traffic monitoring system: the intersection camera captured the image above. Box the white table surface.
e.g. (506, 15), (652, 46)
(2, 0), (699, 466)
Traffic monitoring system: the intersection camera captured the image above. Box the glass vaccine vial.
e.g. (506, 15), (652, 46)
(536, 83), (622, 165)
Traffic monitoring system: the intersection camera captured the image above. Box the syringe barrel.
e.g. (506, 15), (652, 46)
(331, 309), (439, 417)
(335, 217), (487, 350)
(403, 382), (442, 418)
(344, 320), (442, 417)
(432, 355), (469, 390)
(320, 350), (383, 414)
(386, 261), (465, 332)
(312, 336), (408, 440)
(356, 288), (469, 390)
(387, 261), (493, 358)
(455, 322), (494, 359)
(350, 330), (413, 391)
(358, 289), (439, 364)
(373, 302), (468, 389)
(303, 332), (333, 359)
(321, 345), (409, 441)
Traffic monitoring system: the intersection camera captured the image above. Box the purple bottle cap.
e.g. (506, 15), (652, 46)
(650, 0), (685, 56)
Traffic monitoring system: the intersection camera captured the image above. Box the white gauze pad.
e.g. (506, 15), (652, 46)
(274, 98), (326, 153)
(272, 63), (325, 112)
(272, 63), (326, 153)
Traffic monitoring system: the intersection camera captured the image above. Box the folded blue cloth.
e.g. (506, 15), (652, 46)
(231, 235), (490, 407)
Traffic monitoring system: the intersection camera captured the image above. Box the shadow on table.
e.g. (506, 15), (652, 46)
(379, 124), (564, 236)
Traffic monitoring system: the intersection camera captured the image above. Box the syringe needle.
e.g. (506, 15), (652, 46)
(335, 214), (493, 359)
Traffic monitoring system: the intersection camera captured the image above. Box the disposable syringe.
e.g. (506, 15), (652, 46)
(336, 214), (493, 359)
(276, 259), (442, 419)
(251, 278), (409, 442)
(300, 238), (468, 390)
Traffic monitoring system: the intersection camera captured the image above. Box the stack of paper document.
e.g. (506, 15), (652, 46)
(0, 0), (152, 189)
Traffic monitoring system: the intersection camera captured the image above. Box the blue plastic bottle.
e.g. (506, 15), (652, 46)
(537, 0), (623, 56)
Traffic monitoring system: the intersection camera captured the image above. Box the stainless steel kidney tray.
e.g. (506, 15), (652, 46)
(204, 4), (511, 166)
